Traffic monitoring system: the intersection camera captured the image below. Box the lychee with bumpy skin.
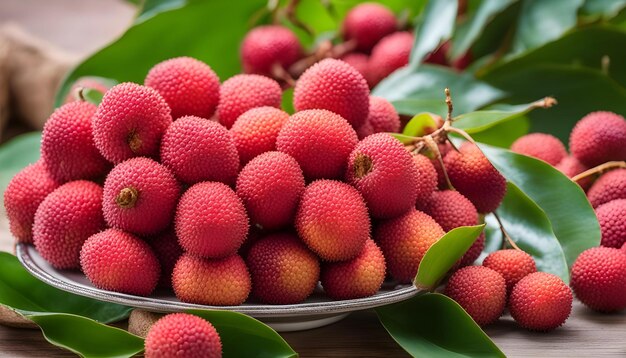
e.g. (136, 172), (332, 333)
(346, 133), (419, 219)
(216, 74), (282, 129)
(176, 182), (248, 259)
(41, 101), (110, 182)
(342, 3), (397, 52)
(375, 208), (444, 282)
(444, 266), (506, 326)
(241, 25), (302, 77)
(296, 180), (370, 261)
(444, 143), (507, 213)
(277, 109), (358, 180)
(236, 152), (305, 230)
(509, 272), (572, 331)
(413, 154), (438, 204)
(145, 313), (222, 358)
(160, 116), (239, 185)
(80, 228), (160, 296)
(365, 96), (401, 134)
(321, 239), (386, 300)
(246, 233), (319, 304)
(588, 169), (626, 208)
(93, 82), (172, 163)
(103, 157), (180, 236)
(483, 249), (537, 293)
(570, 111), (626, 167)
(340, 53), (370, 86)
(149, 229), (183, 288)
(230, 107), (289, 165)
(4, 161), (59, 243)
(596, 199), (626, 248)
(33, 181), (105, 269)
(172, 254), (251, 305)
(145, 57), (220, 119)
(293, 59), (369, 129)
(511, 133), (567, 166)
(555, 155), (592, 190)
(368, 32), (414, 86)
(571, 247), (626, 312)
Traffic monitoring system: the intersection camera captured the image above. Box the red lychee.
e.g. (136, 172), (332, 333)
(570, 111), (626, 167)
(172, 254), (251, 306)
(216, 74), (282, 129)
(596, 199), (626, 248)
(293, 58), (370, 129)
(93, 82), (172, 163)
(103, 157), (180, 236)
(241, 25), (302, 77)
(365, 96), (400, 134)
(482, 249), (537, 293)
(511, 133), (567, 166)
(149, 229), (183, 289)
(4, 161), (59, 243)
(80, 228), (160, 296)
(230, 106), (289, 165)
(296, 180), (370, 261)
(246, 233), (320, 304)
(175, 182), (248, 259)
(160, 116), (239, 185)
(509, 272), (572, 331)
(276, 109), (358, 180)
(145, 56), (220, 119)
(346, 133), (419, 219)
(145, 313), (222, 358)
(33, 181), (105, 269)
(444, 266), (506, 326)
(588, 169), (626, 208)
(571, 247), (626, 312)
(340, 53), (370, 87)
(555, 155), (592, 190)
(368, 32), (413, 86)
(375, 208), (444, 282)
(236, 151), (305, 230)
(342, 3), (397, 52)
(413, 154), (438, 204)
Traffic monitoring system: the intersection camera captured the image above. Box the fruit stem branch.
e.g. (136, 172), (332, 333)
(76, 87), (86, 102)
(571, 161), (626, 183)
(493, 211), (521, 251)
(271, 63), (296, 87)
(424, 135), (454, 190)
(286, 0), (314, 37)
(445, 87), (453, 123)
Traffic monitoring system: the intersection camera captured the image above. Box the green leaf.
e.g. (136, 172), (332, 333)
(281, 88), (295, 114)
(409, 0), (458, 66)
(376, 293), (505, 358)
(0, 252), (132, 323)
(0, 132), (41, 198)
(26, 313), (144, 358)
(468, 115), (529, 148)
(187, 309), (297, 358)
(494, 183), (570, 282)
(478, 144), (601, 268)
(582, 0), (626, 18)
(512, 0), (584, 53)
(137, 0), (188, 22)
(403, 112), (438, 137)
(81, 88), (105, 106)
(415, 225), (485, 290)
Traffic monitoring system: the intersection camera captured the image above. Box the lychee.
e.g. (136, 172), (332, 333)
(569, 111), (626, 167)
(160, 116), (239, 185)
(555, 155), (592, 190)
(80, 228), (160, 296)
(346, 133), (419, 219)
(41, 101), (110, 182)
(444, 143), (506, 213)
(246, 233), (320, 304)
(145, 313), (222, 358)
(340, 53), (370, 87)
(509, 272), (572, 331)
(293, 58), (369, 129)
(342, 3), (397, 52)
(596, 199), (626, 248)
(4, 161), (59, 243)
(482, 249), (537, 293)
(172, 254), (251, 306)
(510, 133), (567, 166)
(216, 74), (282, 129)
(230, 106), (289, 165)
(321, 239), (386, 300)
(413, 154), (438, 204)
(295, 180), (370, 261)
(175, 182), (248, 259)
(365, 96), (400, 134)
(375, 208), (444, 282)
(368, 31), (414, 86)
(103, 157), (180, 236)
(149, 229), (183, 288)
(241, 25), (302, 77)
(236, 152), (305, 230)
(571, 247), (626, 312)
(93, 82), (172, 163)
(276, 109), (358, 180)
(444, 266), (506, 326)
(144, 56), (220, 119)
(33, 180), (105, 269)
(587, 169), (626, 208)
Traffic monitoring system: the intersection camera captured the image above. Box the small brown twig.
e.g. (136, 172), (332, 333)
(76, 87), (86, 102)
(571, 161), (626, 183)
(445, 88), (454, 123)
(493, 211), (522, 251)
(286, 0), (314, 37)
(424, 135), (454, 190)
(271, 63), (296, 87)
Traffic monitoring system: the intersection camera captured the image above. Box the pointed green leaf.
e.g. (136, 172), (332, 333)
(409, 0), (458, 66)
(376, 293), (505, 358)
(468, 115), (529, 148)
(581, 0), (626, 19)
(403, 112), (439, 137)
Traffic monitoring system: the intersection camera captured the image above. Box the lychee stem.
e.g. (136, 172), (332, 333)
(116, 187), (139, 209)
(271, 63), (296, 87)
(353, 153), (374, 179)
(424, 135), (454, 190)
(76, 87), (86, 102)
(127, 130), (142, 153)
(286, 0), (314, 37)
(445, 87), (454, 123)
(571, 161), (626, 183)
(493, 211), (521, 251)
